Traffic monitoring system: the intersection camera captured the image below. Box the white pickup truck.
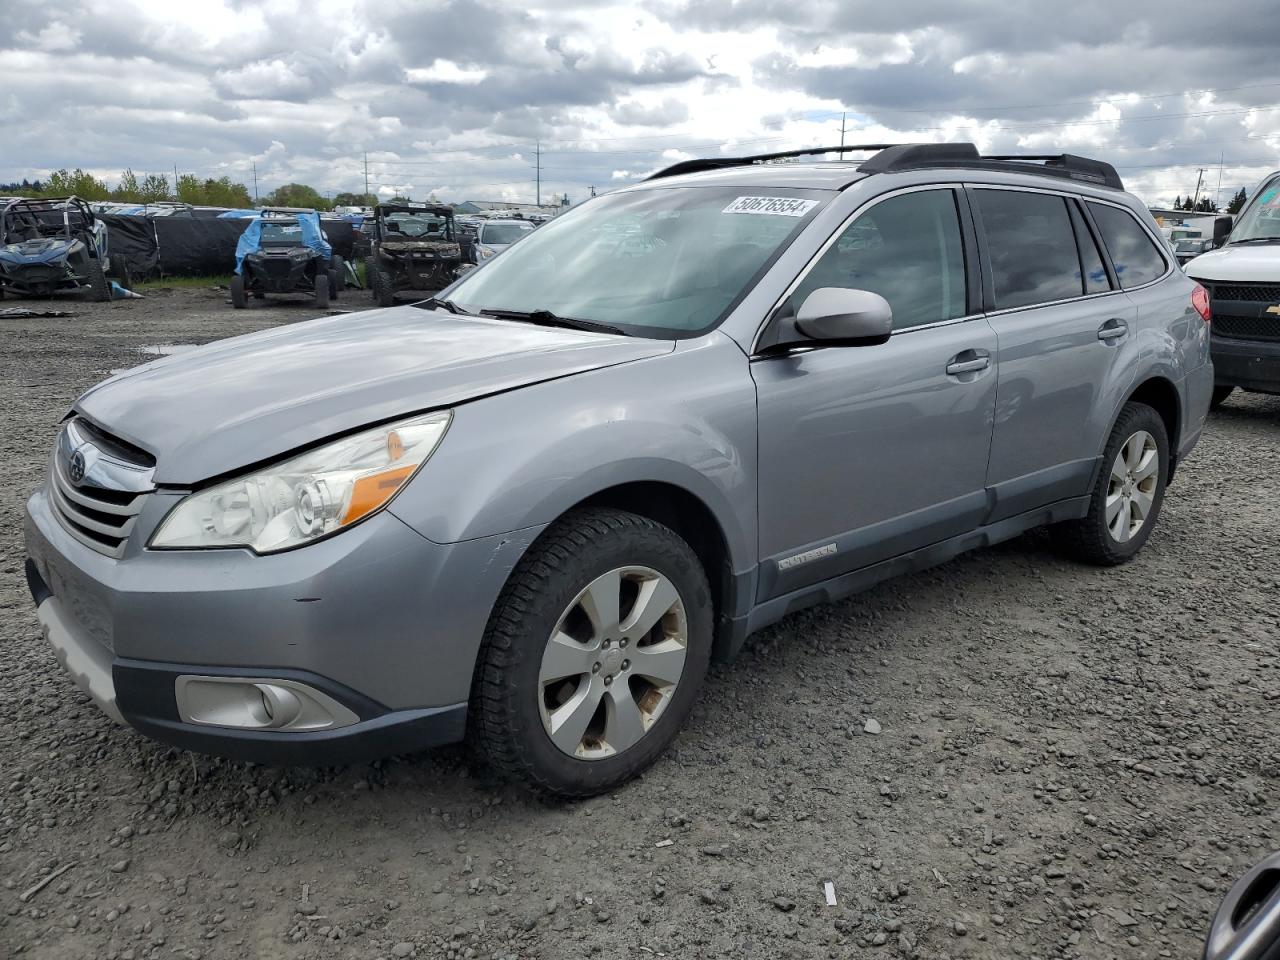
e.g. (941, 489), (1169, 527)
(1185, 173), (1280, 407)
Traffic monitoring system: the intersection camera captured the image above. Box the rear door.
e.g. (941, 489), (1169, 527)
(752, 186), (999, 601)
(973, 186), (1138, 521)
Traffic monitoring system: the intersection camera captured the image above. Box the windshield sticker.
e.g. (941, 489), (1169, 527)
(723, 196), (819, 217)
(1261, 187), (1280, 208)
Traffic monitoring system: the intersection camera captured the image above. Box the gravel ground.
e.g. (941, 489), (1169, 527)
(2, 287), (1279, 960)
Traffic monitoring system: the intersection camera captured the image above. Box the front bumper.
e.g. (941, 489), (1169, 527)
(24, 483), (542, 764)
(1211, 335), (1280, 394)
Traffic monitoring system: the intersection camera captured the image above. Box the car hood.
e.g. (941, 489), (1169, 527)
(75, 305), (674, 484)
(1185, 243), (1280, 282)
(0, 237), (76, 263)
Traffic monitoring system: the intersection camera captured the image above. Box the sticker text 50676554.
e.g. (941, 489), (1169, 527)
(722, 196), (820, 217)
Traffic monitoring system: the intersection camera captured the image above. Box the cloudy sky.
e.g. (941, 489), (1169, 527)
(2, 0), (1278, 208)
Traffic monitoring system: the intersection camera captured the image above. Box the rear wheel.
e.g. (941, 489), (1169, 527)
(470, 508), (713, 797)
(1209, 385), (1235, 410)
(313, 270), (330, 308)
(229, 273), (248, 309)
(1050, 402), (1168, 566)
(86, 258), (110, 302)
(329, 256), (346, 299)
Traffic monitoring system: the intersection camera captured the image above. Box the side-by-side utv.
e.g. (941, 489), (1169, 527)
(0, 196), (129, 300)
(365, 202), (464, 307)
(230, 208), (344, 309)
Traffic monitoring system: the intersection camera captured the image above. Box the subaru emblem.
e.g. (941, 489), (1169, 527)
(69, 450), (86, 484)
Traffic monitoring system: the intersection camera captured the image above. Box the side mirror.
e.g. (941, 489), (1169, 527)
(1214, 216), (1234, 248)
(758, 288), (893, 352)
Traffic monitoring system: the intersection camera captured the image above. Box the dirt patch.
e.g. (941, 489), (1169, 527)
(2, 290), (1278, 959)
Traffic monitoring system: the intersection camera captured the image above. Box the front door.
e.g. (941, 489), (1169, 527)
(752, 187), (998, 601)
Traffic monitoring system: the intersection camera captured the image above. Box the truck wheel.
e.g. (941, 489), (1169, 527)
(469, 508), (713, 797)
(370, 261), (395, 307)
(313, 270), (330, 308)
(1209, 385), (1234, 410)
(329, 256), (346, 299)
(109, 254), (132, 290)
(1050, 402), (1168, 566)
(230, 273), (248, 309)
(86, 258), (111, 302)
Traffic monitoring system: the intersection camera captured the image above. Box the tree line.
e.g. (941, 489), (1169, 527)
(1170, 187), (1249, 215)
(0, 168), (379, 212)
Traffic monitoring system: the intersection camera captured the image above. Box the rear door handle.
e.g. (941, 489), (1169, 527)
(946, 353), (991, 375)
(1098, 318), (1128, 341)
(1204, 851), (1280, 960)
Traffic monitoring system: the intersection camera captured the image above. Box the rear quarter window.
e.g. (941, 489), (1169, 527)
(1087, 203), (1168, 289)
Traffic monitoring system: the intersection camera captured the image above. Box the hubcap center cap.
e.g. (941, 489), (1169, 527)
(602, 648), (623, 675)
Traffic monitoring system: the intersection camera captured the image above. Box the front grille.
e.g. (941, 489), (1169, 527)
(50, 419), (155, 558)
(263, 258), (294, 279)
(1212, 314), (1280, 342)
(1210, 284), (1280, 302)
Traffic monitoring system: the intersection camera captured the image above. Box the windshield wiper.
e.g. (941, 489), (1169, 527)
(479, 308), (626, 336)
(1227, 237), (1280, 245)
(419, 296), (473, 315)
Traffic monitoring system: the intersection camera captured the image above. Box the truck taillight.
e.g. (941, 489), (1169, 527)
(1192, 284), (1211, 322)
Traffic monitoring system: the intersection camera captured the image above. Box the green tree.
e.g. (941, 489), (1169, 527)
(1227, 187), (1248, 215)
(44, 168), (111, 200)
(263, 183), (331, 211)
(113, 169), (141, 202)
(1172, 195), (1182, 210)
(138, 174), (172, 203)
(333, 191), (376, 207)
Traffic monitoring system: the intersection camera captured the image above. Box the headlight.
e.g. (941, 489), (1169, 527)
(151, 411), (451, 554)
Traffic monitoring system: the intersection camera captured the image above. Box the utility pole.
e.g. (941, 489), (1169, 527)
(1215, 152), (1224, 211)
(535, 140), (542, 207)
(363, 152), (369, 203)
(1190, 167), (1206, 212)
(839, 112), (847, 158)
(173, 164), (179, 200)
(252, 162), (258, 202)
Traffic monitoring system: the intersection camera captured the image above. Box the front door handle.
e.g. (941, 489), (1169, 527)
(946, 353), (991, 376)
(1098, 318), (1128, 341)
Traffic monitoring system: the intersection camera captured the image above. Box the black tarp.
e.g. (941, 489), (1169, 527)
(101, 214), (159, 281)
(102, 214), (356, 280)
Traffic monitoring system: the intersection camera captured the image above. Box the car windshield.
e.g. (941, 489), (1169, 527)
(448, 186), (829, 336)
(1232, 175), (1280, 242)
(387, 213), (451, 239)
(260, 221), (303, 244)
(480, 222), (534, 245)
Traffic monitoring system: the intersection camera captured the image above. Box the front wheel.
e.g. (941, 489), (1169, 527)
(86, 258), (110, 302)
(313, 270), (330, 308)
(1051, 402), (1168, 566)
(229, 273), (248, 309)
(370, 260), (395, 307)
(470, 508), (713, 797)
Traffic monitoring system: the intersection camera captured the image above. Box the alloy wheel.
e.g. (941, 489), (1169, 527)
(538, 566), (688, 760)
(1106, 430), (1159, 543)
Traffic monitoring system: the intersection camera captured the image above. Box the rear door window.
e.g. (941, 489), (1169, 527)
(1087, 203), (1168, 288)
(974, 190), (1083, 310)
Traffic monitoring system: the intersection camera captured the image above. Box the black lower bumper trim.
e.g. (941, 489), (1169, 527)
(113, 657), (467, 765)
(1211, 338), (1280, 394)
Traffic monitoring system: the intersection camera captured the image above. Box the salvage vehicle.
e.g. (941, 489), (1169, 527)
(0, 196), (128, 300)
(473, 218), (534, 262)
(230, 208), (340, 309)
(366, 202), (464, 306)
(25, 143), (1212, 797)
(1185, 172), (1280, 409)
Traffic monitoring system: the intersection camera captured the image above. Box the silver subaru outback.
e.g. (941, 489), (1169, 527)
(24, 143), (1214, 796)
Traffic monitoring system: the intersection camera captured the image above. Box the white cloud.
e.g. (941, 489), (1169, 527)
(405, 60), (488, 85)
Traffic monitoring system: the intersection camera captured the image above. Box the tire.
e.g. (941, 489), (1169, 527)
(328, 269), (342, 299)
(313, 270), (330, 308)
(1050, 402), (1169, 566)
(469, 508), (713, 798)
(329, 256), (346, 299)
(86, 258), (110, 302)
(229, 273), (248, 309)
(1209, 385), (1235, 410)
(370, 260), (395, 307)
(109, 254), (132, 290)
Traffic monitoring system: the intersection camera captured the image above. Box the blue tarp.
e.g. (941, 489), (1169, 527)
(234, 212), (332, 273)
(218, 209), (259, 219)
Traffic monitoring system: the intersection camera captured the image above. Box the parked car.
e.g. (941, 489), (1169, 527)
(0, 196), (128, 300)
(230, 208), (341, 308)
(365, 202), (465, 306)
(1185, 173), (1280, 409)
(24, 143), (1212, 797)
(473, 218), (534, 261)
(1175, 237), (1214, 267)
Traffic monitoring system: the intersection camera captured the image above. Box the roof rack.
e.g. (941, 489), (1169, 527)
(645, 144), (898, 181)
(645, 142), (1124, 190)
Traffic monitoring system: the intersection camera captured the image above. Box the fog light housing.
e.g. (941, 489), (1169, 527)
(174, 676), (359, 731)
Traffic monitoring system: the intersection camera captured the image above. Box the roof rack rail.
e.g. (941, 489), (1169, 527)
(857, 142), (1124, 190)
(645, 144), (899, 181)
(645, 141), (1124, 191)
